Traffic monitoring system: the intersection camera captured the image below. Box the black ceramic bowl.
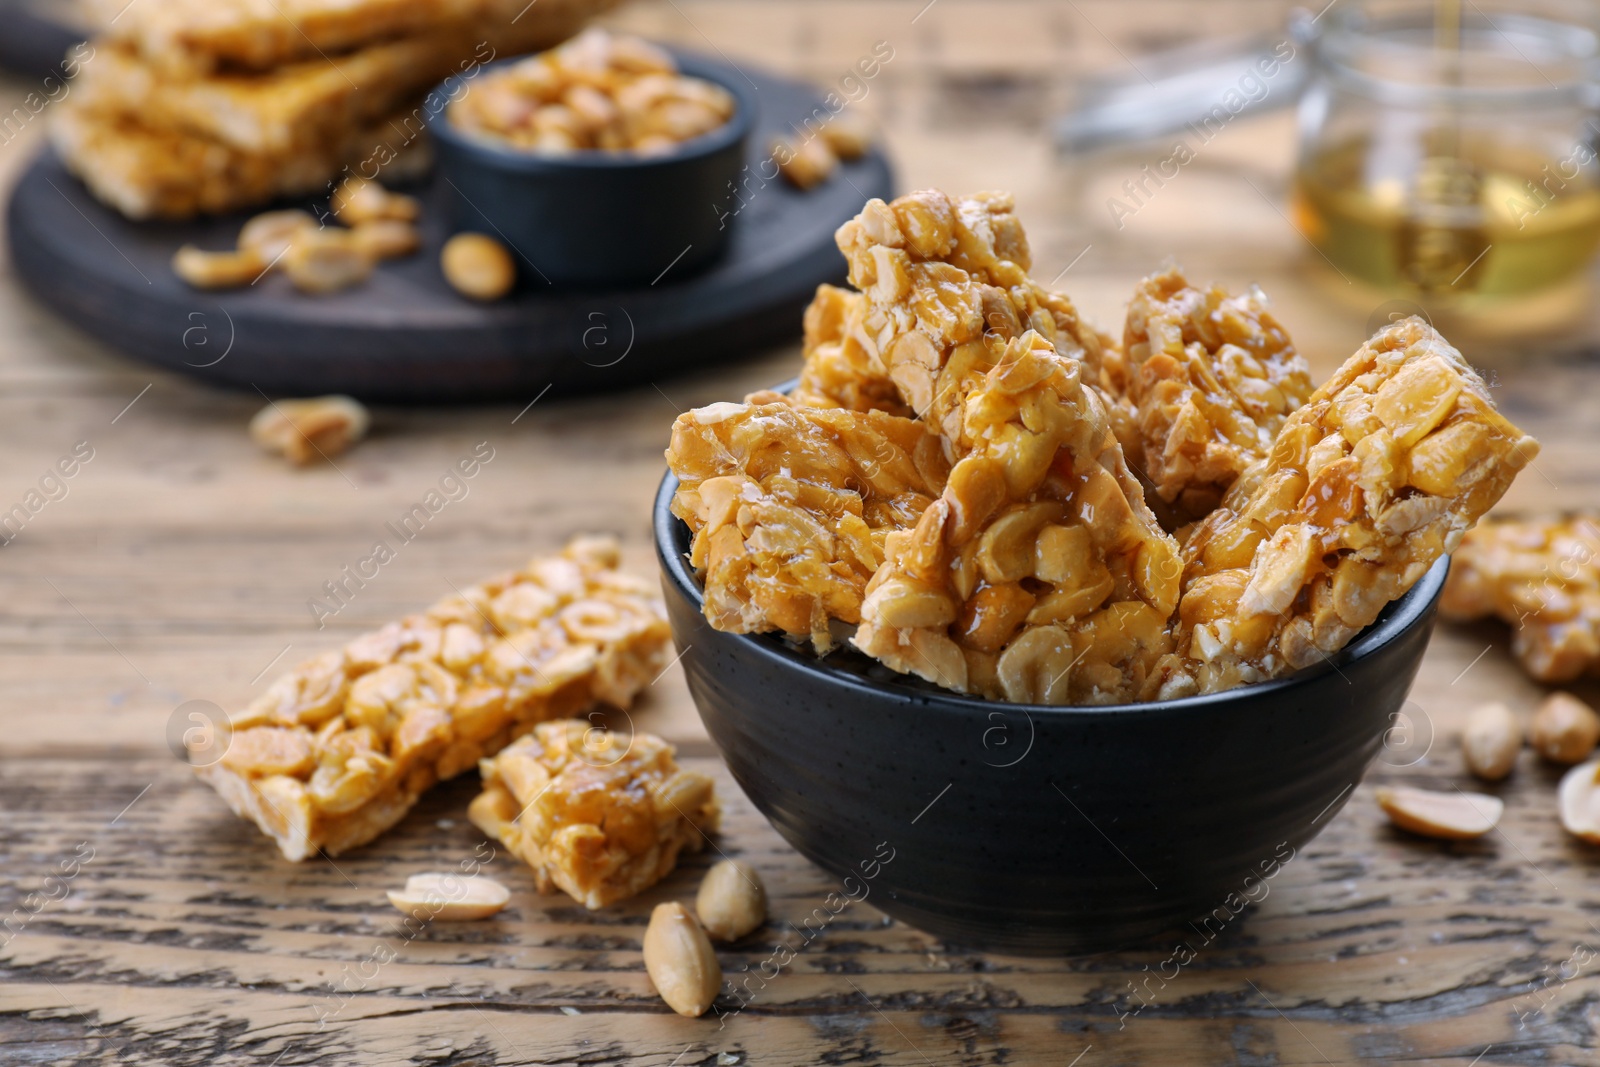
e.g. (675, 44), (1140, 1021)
(654, 469), (1449, 955)
(425, 48), (754, 287)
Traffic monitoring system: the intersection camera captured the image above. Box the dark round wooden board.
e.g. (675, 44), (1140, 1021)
(0, 0), (88, 80)
(6, 58), (893, 403)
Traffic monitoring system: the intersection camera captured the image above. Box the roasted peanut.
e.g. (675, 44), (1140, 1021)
(773, 137), (837, 190)
(332, 176), (420, 225)
(446, 29), (732, 154)
(283, 229), (374, 294)
(819, 114), (873, 160)
(351, 219), (421, 261)
(642, 901), (721, 1017)
(172, 245), (266, 289)
(1530, 692), (1600, 764)
(441, 233), (516, 301)
(386, 872), (510, 921)
(1461, 701), (1521, 780)
(1559, 757), (1600, 844)
(238, 209), (317, 265)
(249, 395), (370, 465)
(1375, 785), (1503, 840)
(695, 860), (766, 941)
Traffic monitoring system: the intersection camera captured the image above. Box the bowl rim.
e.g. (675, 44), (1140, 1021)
(653, 459), (1449, 719)
(423, 45), (756, 172)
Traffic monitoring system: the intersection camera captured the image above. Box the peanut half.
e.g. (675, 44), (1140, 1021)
(1531, 692), (1600, 764)
(643, 901), (721, 1017)
(172, 245), (266, 289)
(1376, 785), (1503, 840)
(1559, 758), (1600, 844)
(695, 859), (766, 942)
(386, 872), (510, 921)
(249, 394), (369, 465)
(1461, 701), (1521, 781)
(441, 233), (516, 301)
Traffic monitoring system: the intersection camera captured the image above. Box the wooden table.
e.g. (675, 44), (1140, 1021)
(3, 2), (1598, 1063)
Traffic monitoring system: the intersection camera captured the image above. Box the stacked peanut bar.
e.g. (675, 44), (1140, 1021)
(197, 537), (674, 861)
(56, 0), (613, 218)
(666, 188), (1540, 705)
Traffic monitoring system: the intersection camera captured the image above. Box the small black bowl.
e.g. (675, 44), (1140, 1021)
(654, 468), (1448, 955)
(425, 48), (754, 287)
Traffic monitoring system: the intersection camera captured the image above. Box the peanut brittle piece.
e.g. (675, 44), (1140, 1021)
(666, 401), (948, 650)
(1441, 517), (1600, 682)
(833, 189), (1121, 430)
(196, 537), (671, 861)
(91, 0), (612, 76)
(1150, 317), (1539, 698)
(70, 37), (477, 155)
(790, 284), (911, 416)
(1121, 267), (1314, 523)
(50, 96), (427, 219)
(853, 329), (1182, 705)
(468, 720), (718, 909)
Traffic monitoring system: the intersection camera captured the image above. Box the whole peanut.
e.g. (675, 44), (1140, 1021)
(441, 233), (516, 301)
(1531, 692), (1600, 764)
(1461, 701), (1521, 780)
(695, 860), (766, 941)
(642, 901), (721, 1017)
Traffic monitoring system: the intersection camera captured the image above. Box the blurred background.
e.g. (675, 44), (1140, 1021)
(0, 0), (1590, 757)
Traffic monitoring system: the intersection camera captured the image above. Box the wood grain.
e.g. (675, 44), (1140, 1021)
(2, 1), (1598, 1063)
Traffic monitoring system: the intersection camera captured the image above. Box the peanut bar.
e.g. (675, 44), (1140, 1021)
(90, 0), (612, 76)
(467, 720), (718, 909)
(832, 190), (1121, 432)
(1121, 267), (1313, 523)
(853, 328), (1182, 705)
(1151, 317), (1539, 697)
(666, 400), (948, 651)
(790, 284), (911, 416)
(1440, 517), (1600, 682)
(196, 537), (671, 861)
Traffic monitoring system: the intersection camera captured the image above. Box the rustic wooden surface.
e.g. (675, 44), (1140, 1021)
(3, 1), (1599, 1064)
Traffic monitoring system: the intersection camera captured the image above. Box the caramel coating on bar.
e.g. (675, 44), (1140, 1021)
(832, 190), (1121, 427)
(1121, 267), (1313, 523)
(791, 284), (912, 416)
(666, 401), (948, 651)
(1441, 517), (1600, 683)
(1150, 318), (1539, 698)
(853, 329), (1181, 705)
(468, 720), (719, 909)
(197, 537), (671, 860)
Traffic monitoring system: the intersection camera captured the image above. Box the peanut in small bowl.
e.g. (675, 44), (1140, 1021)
(424, 30), (755, 287)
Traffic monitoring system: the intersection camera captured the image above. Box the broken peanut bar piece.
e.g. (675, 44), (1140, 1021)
(196, 537), (671, 860)
(832, 189), (1121, 436)
(1151, 317), (1538, 698)
(666, 400), (948, 650)
(468, 720), (718, 909)
(791, 284), (912, 416)
(854, 328), (1182, 705)
(1441, 517), (1600, 682)
(1121, 267), (1313, 523)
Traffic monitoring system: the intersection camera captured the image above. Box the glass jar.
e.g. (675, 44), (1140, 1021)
(1292, 0), (1600, 304)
